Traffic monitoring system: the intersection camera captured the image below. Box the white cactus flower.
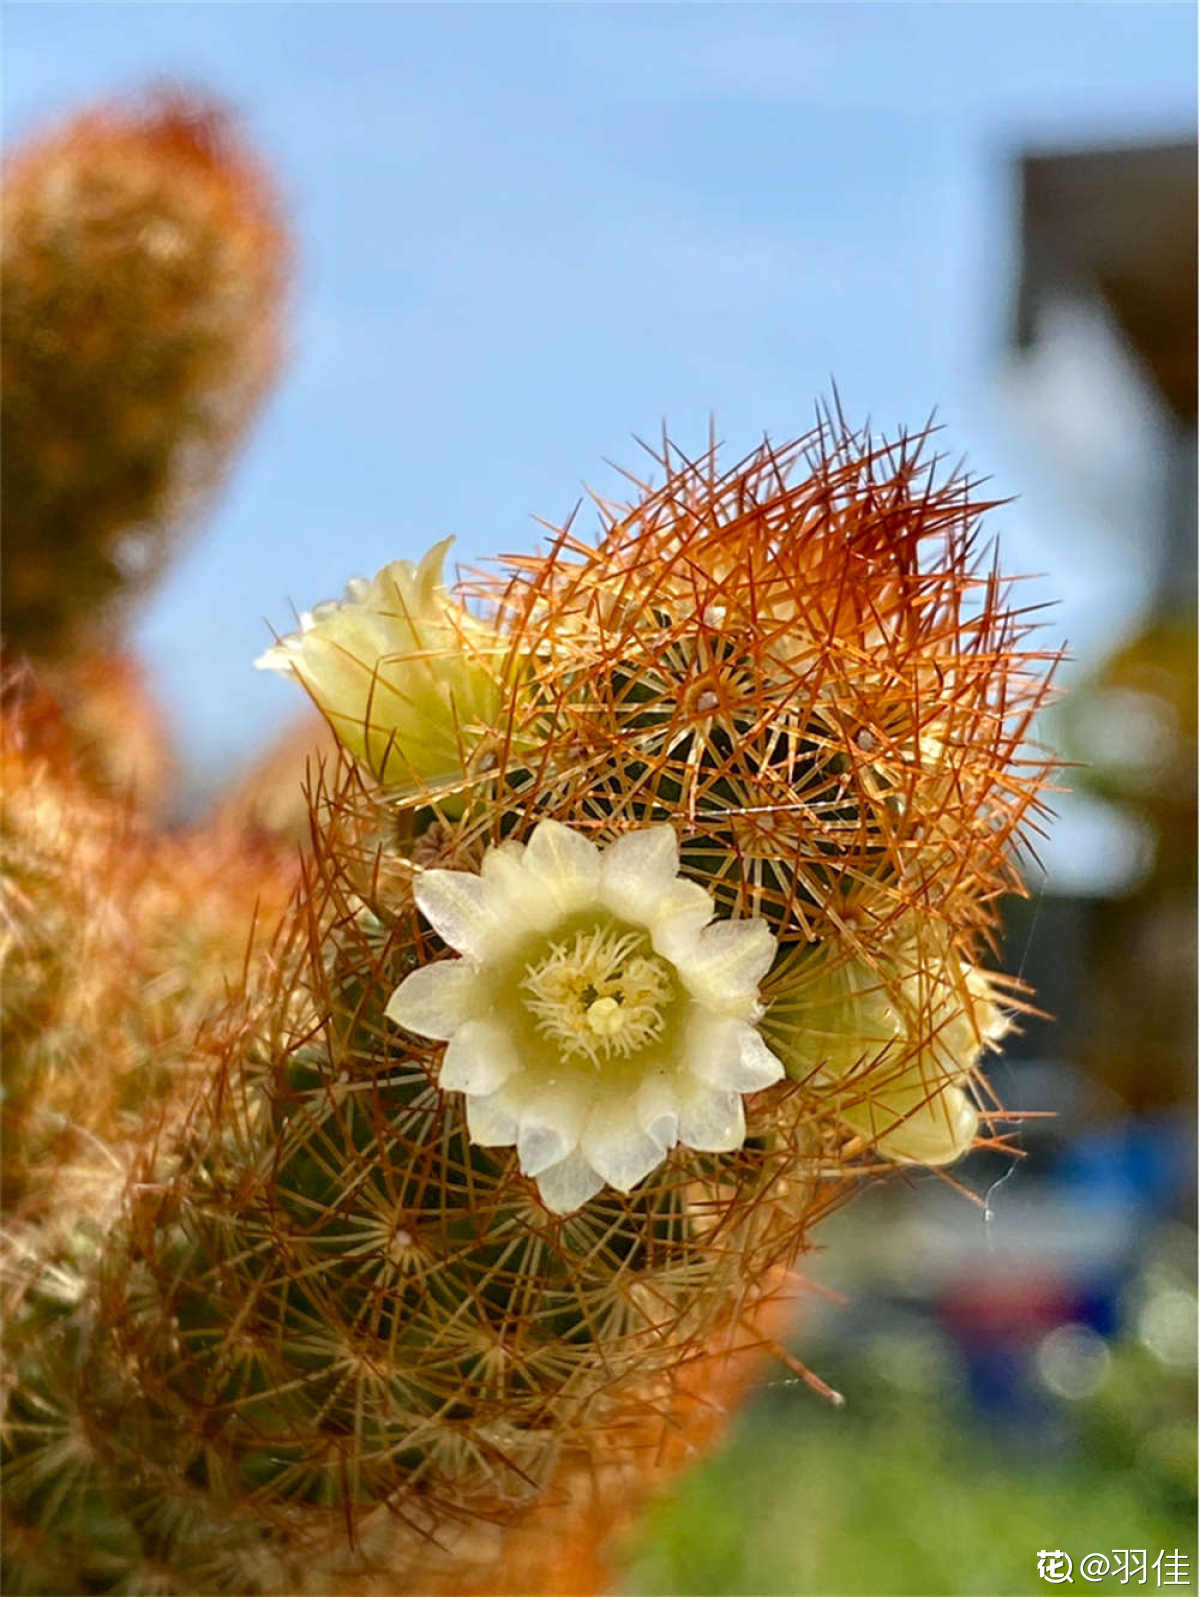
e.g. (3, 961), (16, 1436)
(386, 820), (785, 1213)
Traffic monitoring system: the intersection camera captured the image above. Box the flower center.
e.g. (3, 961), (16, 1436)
(520, 922), (673, 1065)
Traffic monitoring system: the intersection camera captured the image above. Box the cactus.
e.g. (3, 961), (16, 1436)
(0, 81), (296, 1309)
(0, 659), (294, 1227)
(22, 649), (179, 813)
(0, 655), (298, 1593)
(216, 709), (340, 845)
(2, 88), (288, 663)
(2, 416), (1054, 1594)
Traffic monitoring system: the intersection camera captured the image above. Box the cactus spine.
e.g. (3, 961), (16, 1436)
(3, 417), (1054, 1593)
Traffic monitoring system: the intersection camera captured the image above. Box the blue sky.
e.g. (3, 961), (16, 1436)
(5, 3), (1195, 867)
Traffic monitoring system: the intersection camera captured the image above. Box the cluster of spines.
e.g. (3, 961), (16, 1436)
(0, 663), (302, 1595)
(470, 419), (1053, 944)
(454, 418), (1054, 1157)
(0, 734), (841, 1592)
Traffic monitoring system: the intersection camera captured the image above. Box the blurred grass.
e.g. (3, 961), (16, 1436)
(618, 1334), (1195, 1596)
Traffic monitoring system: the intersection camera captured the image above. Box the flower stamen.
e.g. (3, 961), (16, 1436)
(520, 924), (673, 1065)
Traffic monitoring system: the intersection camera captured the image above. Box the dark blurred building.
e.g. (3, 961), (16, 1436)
(1005, 138), (1196, 1169)
(1015, 140), (1197, 596)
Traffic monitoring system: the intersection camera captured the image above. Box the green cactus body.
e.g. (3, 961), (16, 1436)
(5, 775), (819, 1592)
(3, 420), (1052, 1593)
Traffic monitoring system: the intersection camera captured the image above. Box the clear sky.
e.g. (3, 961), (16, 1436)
(5, 3), (1195, 867)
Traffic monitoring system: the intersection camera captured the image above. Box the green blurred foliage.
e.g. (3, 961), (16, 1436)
(619, 1324), (1195, 1596)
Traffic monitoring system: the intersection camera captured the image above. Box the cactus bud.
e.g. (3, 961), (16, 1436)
(256, 539), (509, 807)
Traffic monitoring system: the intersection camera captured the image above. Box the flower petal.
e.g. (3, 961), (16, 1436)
(521, 820), (602, 913)
(600, 825), (680, 923)
(861, 1084), (979, 1166)
(515, 1081), (588, 1177)
(415, 869), (499, 960)
(439, 1019), (519, 1094)
(464, 1080), (527, 1146)
(647, 880), (717, 962)
(680, 1017), (740, 1089)
(675, 918), (776, 1013)
(581, 1098), (668, 1193)
(735, 1025), (787, 1090)
(683, 1017), (785, 1093)
(385, 959), (478, 1040)
(534, 1150), (605, 1214)
(480, 840), (561, 933)
(675, 1079), (747, 1153)
(635, 1070), (680, 1151)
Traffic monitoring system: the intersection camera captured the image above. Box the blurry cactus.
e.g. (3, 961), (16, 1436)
(1, 658), (297, 1591)
(216, 708), (340, 843)
(2, 416), (1055, 1593)
(0, 659), (294, 1225)
(36, 650), (178, 811)
(2, 88), (288, 660)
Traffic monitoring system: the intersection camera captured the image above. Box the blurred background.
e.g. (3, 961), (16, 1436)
(4, 5), (1195, 1593)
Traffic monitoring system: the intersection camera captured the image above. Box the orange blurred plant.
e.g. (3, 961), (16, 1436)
(2, 88), (289, 662)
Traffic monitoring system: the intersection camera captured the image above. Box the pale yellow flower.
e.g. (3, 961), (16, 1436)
(386, 820), (784, 1212)
(765, 933), (1006, 1165)
(256, 539), (505, 797)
